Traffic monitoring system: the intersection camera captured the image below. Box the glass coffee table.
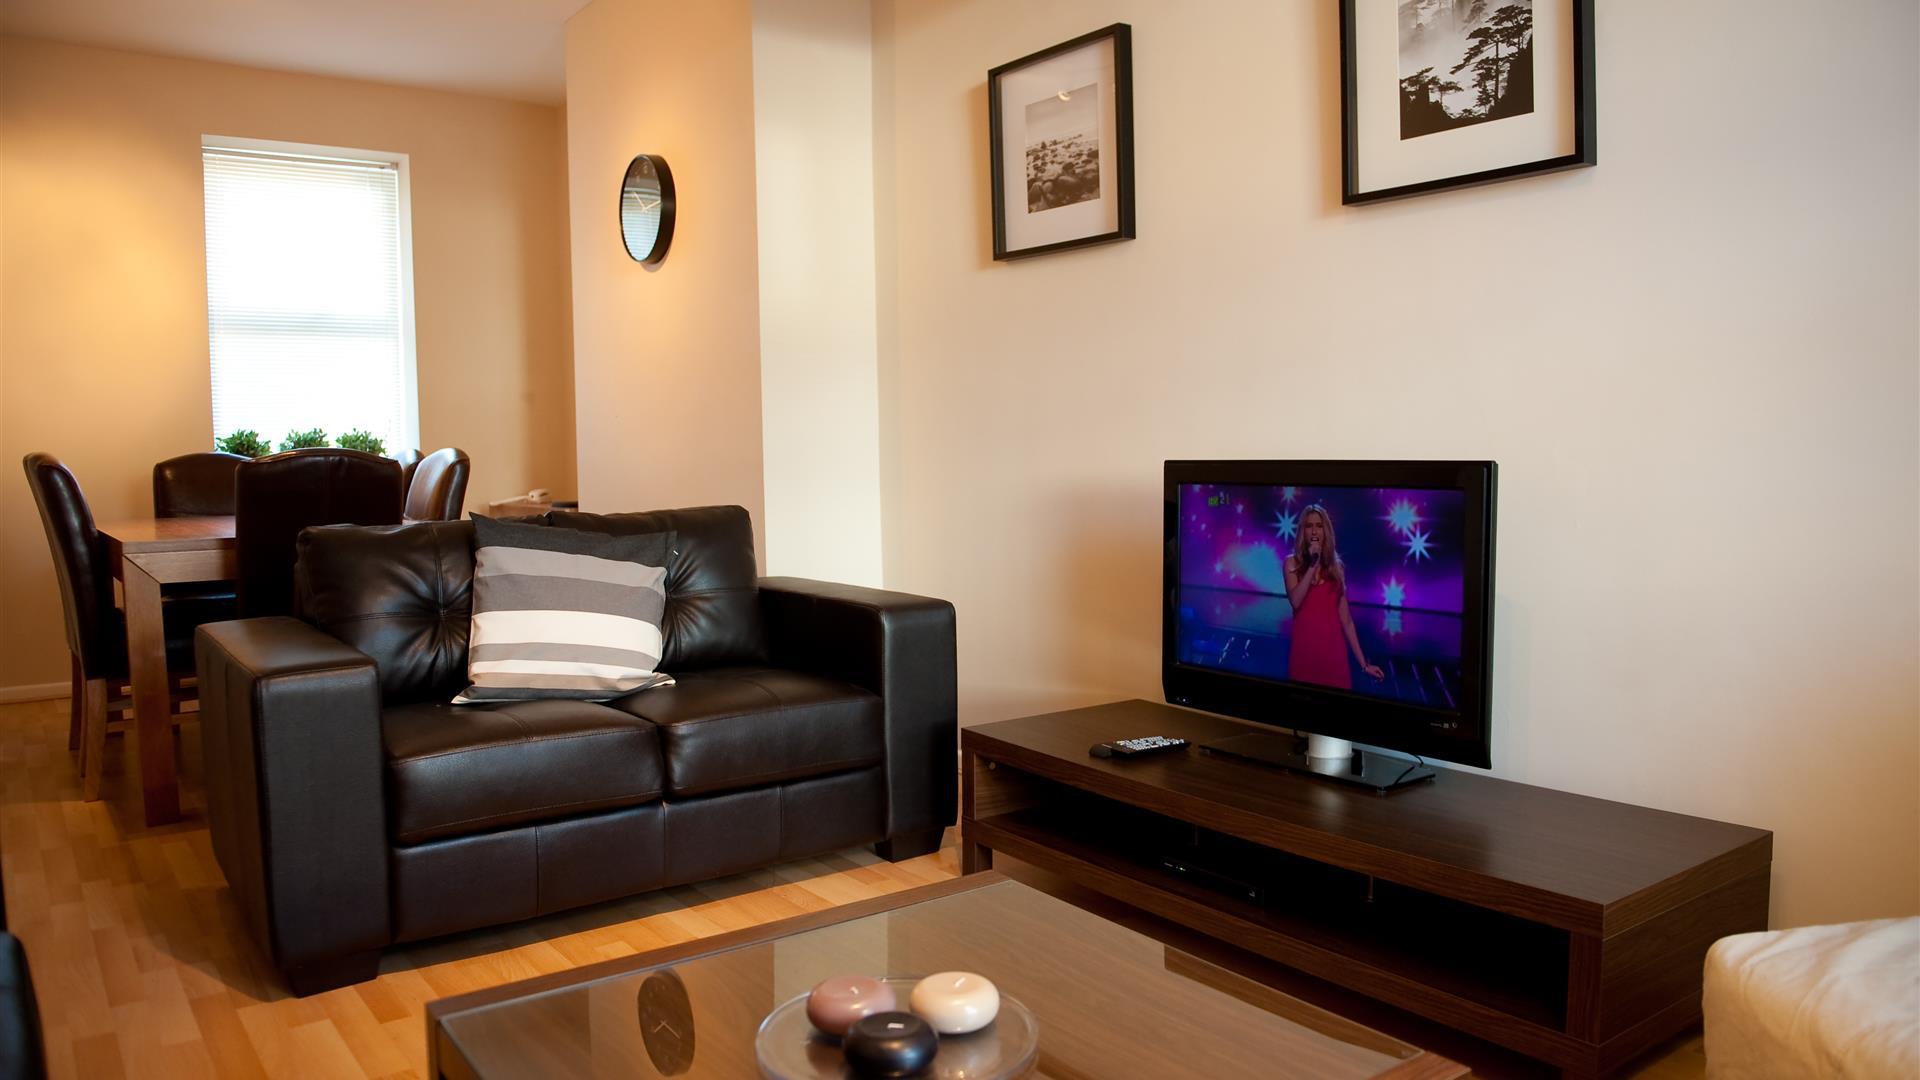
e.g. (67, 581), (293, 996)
(427, 873), (1464, 1079)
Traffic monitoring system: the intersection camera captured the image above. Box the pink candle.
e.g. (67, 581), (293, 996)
(806, 975), (897, 1037)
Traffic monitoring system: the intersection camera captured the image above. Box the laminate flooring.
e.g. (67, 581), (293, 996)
(0, 697), (1703, 1079)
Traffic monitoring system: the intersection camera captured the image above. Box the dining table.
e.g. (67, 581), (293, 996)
(94, 514), (236, 826)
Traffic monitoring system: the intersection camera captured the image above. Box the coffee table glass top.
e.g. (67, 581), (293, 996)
(431, 876), (1459, 1079)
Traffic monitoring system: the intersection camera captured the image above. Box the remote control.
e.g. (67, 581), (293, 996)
(1090, 735), (1188, 759)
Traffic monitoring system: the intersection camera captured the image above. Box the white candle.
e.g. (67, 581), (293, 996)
(908, 971), (1000, 1035)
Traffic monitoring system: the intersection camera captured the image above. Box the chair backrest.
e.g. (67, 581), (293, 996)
(235, 448), (404, 617)
(404, 447), (471, 522)
(20, 453), (114, 675)
(393, 449), (422, 498)
(152, 451), (247, 517)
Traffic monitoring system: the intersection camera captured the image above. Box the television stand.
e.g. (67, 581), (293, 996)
(961, 699), (1772, 1078)
(1200, 730), (1437, 792)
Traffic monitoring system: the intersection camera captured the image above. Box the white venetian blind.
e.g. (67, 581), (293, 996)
(202, 144), (413, 451)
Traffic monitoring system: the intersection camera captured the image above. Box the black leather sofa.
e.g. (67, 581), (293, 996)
(0, 880), (47, 1080)
(196, 506), (957, 995)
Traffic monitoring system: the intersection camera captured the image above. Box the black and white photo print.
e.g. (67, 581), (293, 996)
(1025, 83), (1101, 213)
(1398, 1), (1535, 140)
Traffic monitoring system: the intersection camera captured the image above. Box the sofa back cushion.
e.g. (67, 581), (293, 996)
(295, 507), (766, 702)
(550, 506), (766, 669)
(297, 520), (475, 703)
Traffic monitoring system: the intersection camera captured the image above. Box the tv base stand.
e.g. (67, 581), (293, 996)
(961, 699), (1772, 1079)
(1200, 730), (1437, 792)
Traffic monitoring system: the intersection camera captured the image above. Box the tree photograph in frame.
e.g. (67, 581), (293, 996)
(1342, 0), (1594, 203)
(989, 24), (1134, 260)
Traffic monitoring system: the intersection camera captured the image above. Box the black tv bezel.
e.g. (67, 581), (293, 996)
(1162, 459), (1497, 769)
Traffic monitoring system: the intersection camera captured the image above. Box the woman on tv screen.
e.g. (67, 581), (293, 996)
(1283, 505), (1385, 689)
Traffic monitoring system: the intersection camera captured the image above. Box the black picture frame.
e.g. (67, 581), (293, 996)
(1340, 0), (1595, 205)
(988, 23), (1135, 260)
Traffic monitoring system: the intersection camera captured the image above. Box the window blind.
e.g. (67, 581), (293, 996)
(202, 146), (412, 452)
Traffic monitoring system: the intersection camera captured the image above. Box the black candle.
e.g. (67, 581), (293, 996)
(841, 1011), (937, 1077)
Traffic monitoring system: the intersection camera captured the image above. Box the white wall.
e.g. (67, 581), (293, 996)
(872, 0), (1919, 929)
(564, 0), (767, 556)
(753, 0), (885, 585)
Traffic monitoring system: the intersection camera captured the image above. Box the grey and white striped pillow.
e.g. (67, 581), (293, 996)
(453, 515), (677, 704)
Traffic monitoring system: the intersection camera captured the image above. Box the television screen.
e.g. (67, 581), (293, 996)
(1174, 482), (1468, 715)
(1164, 460), (1495, 768)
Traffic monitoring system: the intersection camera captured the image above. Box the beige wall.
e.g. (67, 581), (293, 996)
(0, 36), (576, 690)
(564, 0), (766, 557)
(873, 0), (1919, 929)
(753, 0), (885, 586)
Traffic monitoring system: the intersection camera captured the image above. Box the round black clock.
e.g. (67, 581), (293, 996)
(636, 969), (695, 1074)
(620, 154), (676, 267)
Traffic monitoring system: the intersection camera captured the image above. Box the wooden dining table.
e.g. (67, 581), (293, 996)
(95, 514), (236, 826)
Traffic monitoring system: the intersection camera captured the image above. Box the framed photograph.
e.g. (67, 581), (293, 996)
(1341, 0), (1595, 204)
(989, 24), (1134, 260)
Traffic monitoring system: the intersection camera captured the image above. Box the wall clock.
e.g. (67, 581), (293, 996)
(620, 154), (676, 266)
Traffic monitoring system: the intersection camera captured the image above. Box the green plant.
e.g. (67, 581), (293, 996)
(215, 429), (273, 458)
(280, 428), (329, 452)
(335, 429), (387, 456)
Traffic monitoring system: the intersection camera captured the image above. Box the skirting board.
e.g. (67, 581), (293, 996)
(0, 682), (68, 704)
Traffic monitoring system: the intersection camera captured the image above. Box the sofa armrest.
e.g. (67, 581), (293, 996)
(758, 578), (957, 842)
(0, 934), (45, 1080)
(196, 617), (390, 994)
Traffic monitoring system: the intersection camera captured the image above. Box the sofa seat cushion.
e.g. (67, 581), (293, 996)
(383, 699), (664, 844)
(609, 667), (882, 798)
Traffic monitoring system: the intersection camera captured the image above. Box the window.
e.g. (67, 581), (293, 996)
(202, 138), (417, 452)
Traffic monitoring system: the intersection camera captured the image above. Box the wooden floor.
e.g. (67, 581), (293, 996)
(0, 697), (1705, 1078)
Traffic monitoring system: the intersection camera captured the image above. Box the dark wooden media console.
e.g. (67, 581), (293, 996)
(961, 700), (1772, 1078)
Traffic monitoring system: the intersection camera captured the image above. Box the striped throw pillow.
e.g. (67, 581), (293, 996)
(453, 515), (677, 704)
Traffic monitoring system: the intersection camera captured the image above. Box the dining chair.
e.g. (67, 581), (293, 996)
(393, 448), (422, 497)
(234, 448), (403, 618)
(22, 453), (201, 799)
(403, 447), (471, 522)
(152, 451), (246, 517)
(152, 451), (248, 612)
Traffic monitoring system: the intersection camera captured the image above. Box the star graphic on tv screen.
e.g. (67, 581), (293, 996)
(1272, 509), (1298, 541)
(1213, 559), (1225, 574)
(1403, 528), (1434, 562)
(1280, 486), (1298, 505)
(1383, 499), (1421, 535)
(1381, 577), (1406, 608)
(1382, 610), (1403, 636)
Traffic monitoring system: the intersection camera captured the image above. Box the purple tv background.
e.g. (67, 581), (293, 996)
(1175, 482), (1468, 712)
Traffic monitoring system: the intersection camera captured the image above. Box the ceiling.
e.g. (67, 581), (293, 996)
(0, 0), (592, 105)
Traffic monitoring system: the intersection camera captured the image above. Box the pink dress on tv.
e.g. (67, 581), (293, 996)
(1289, 578), (1351, 689)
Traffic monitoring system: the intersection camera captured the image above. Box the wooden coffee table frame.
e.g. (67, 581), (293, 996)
(425, 871), (1464, 1080)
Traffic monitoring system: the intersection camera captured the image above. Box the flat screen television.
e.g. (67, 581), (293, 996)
(1163, 460), (1497, 779)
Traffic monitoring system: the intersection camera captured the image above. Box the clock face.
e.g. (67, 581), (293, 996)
(620, 154), (676, 267)
(637, 969), (696, 1075)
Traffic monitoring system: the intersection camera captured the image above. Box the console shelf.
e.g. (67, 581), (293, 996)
(961, 700), (1772, 1079)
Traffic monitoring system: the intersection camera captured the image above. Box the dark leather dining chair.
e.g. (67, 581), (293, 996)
(234, 448), (403, 618)
(393, 449), (422, 497)
(153, 451), (248, 610)
(403, 447), (471, 522)
(152, 452), (246, 517)
(22, 453), (202, 799)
